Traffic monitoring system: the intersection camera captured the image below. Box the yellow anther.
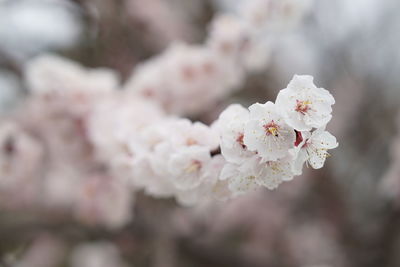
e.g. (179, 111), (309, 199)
(264, 121), (280, 137)
(268, 126), (278, 137)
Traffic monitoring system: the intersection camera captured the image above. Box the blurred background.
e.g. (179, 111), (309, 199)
(1, 0), (400, 266)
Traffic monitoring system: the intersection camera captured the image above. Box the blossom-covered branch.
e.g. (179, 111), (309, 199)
(0, 0), (331, 231)
(0, 67), (337, 229)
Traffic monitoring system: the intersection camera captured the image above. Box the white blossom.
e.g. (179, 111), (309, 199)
(239, 0), (313, 32)
(258, 157), (295, 190)
(71, 242), (127, 267)
(0, 122), (42, 188)
(176, 155), (231, 206)
(132, 117), (221, 201)
(24, 54), (119, 95)
(149, 119), (217, 191)
(217, 104), (254, 164)
(276, 75), (335, 131)
(88, 92), (164, 166)
(244, 101), (296, 161)
(220, 156), (263, 195)
(132, 155), (176, 198)
(168, 145), (213, 190)
(169, 119), (219, 150)
(220, 154), (295, 192)
(124, 42), (242, 115)
(291, 129), (338, 174)
(0, 43), (338, 219)
(75, 174), (133, 229)
(207, 14), (249, 58)
(207, 14), (272, 72)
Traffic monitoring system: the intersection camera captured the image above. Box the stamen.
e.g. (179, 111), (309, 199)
(184, 160), (201, 174)
(263, 120), (280, 137)
(236, 133), (246, 149)
(268, 162), (282, 174)
(295, 100), (312, 114)
(186, 138), (198, 146)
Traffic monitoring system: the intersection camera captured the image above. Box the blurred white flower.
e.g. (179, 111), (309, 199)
(75, 174), (133, 229)
(130, 118), (184, 197)
(240, 0), (312, 32)
(216, 104), (254, 164)
(24, 54), (119, 95)
(207, 13), (272, 72)
(124, 42), (242, 115)
(88, 92), (164, 170)
(146, 118), (218, 191)
(132, 154), (176, 198)
(71, 242), (127, 267)
(169, 119), (219, 150)
(130, 117), (231, 205)
(0, 121), (43, 206)
(43, 164), (83, 208)
(168, 145), (212, 190)
(207, 14), (249, 58)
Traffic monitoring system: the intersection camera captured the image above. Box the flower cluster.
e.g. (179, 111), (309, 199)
(0, 0), (336, 229)
(124, 0), (313, 116)
(124, 42), (242, 115)
(129, 118), (230, 206)
(0, 46), (338, 228)
(238, 0), (313, 32)
(118, 75), (338, 205)
(25, 54), (119, 95)
(216, 75), (338, 195)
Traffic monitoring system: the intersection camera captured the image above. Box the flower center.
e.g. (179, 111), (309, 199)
(295, 100), (312, 114)
(263, 121), (279, 137)
(186, 138), (198, 146)
(182, 65), (196, 81)
(236, 133), (246, 149)
(184, 160), (202, 174)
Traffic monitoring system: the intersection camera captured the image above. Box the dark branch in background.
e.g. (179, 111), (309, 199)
(0, 50), (23, 78)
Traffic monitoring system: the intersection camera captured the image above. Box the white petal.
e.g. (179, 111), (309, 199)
(308, 150), (327, 169)
(291, 148), (308, 175)
(312, 130), (339, 149)
(220, 163), (237, 181)
(287, 75), (315, 91)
